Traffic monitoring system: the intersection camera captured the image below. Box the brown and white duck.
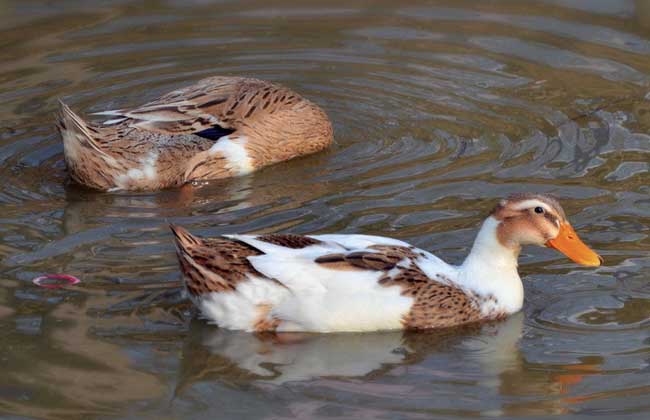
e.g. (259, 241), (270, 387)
(57, 76), (333, 191)
(170, 193), (602, 333)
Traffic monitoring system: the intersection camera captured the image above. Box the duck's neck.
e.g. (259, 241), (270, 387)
(457, 216), (524, 314)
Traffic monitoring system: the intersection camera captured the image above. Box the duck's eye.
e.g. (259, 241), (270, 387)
(534, 206), (544, 214)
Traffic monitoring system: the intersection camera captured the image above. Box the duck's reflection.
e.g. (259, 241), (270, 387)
(8, 166), (333, 268)
(177, 312), (606, 416)
(178, 313), (525, 386)
(60, 154), (333, 232)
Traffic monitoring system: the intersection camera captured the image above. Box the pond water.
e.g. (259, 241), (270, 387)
(1, 0), (650, 418)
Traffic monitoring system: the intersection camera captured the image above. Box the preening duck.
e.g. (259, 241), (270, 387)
(170, 193), (602, 333)
(57, 76), (333, 191)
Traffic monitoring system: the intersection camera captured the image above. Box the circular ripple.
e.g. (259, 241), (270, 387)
(533, 291), (650, 332)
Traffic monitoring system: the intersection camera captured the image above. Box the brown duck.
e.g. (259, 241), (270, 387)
(57, 76), (333, 191)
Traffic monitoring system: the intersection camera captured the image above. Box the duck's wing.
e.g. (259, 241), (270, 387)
(239, 233), (455, 286)
(94, 76), (302, 137)
(174, 228), (455, 299)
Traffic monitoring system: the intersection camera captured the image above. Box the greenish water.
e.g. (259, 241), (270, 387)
(1, 0), (650, 418)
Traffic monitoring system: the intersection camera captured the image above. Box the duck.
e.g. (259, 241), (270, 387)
(170, 193), (602, 333)
(56, 76), (333, 191)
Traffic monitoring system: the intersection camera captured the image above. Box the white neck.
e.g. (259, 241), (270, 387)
(457, 216), (524, 314)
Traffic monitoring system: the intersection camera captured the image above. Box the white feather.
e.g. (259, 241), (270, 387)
(102, 117), (127, 125)
(310, 234), (411, 249)
(510, 199), (553, 213)
(208, 136), (254, 175)
(194, 276), (290, 331)
(457, 217), (524, 314)
(113, 151), (158, 189)
(91, 109), (124, 116)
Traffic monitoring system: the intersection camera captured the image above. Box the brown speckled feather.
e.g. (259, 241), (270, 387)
(57, 76), (333, 191)
(382, 268), (486, 329)
(170, 228), (330, 298)
(112, 77), (306, 134)
(170, 225), (265, 296)
(314, 245), (419, 271)
(256, 234), (323, 249)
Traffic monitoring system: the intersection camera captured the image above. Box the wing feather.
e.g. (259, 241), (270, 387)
(94, 76), (300, 136)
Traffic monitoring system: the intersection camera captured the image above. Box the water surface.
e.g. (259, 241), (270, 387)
(1, 0), (650, 418)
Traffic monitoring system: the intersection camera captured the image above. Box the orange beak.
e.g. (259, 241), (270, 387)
(546, 223), (602, 267)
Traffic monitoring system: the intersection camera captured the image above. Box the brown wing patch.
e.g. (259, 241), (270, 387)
(170, 225), (266, 297)
(314, 245), (418, 271)
(120, 77), (309, 136)
(256, 234), (322, 249)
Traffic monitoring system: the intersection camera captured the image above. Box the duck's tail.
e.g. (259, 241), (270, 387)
(169, 224), (266, 297)
(56, 100), (110, 161)
(170, 224), (203, 250)
(169, 224), (228, 296)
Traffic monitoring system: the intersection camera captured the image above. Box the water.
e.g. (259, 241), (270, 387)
(1, 0), (649, 418)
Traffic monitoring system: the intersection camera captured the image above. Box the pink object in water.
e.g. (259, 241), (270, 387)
(32, 274), (80, 289)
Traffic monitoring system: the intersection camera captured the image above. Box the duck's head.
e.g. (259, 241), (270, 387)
(491, 193), (602, 267)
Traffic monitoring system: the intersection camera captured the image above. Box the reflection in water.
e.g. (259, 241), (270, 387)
(179, 314), (522, 384)
(3, 290), (167, 418)
(175, 313), (601, 416)
(1, 0), (650, 418)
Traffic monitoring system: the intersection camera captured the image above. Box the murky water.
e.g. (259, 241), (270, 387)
(1, 0), (650, 418)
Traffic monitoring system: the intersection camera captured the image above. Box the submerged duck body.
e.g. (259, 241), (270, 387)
(171, 194), (602, 333)
(57, 76), (333, 191)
